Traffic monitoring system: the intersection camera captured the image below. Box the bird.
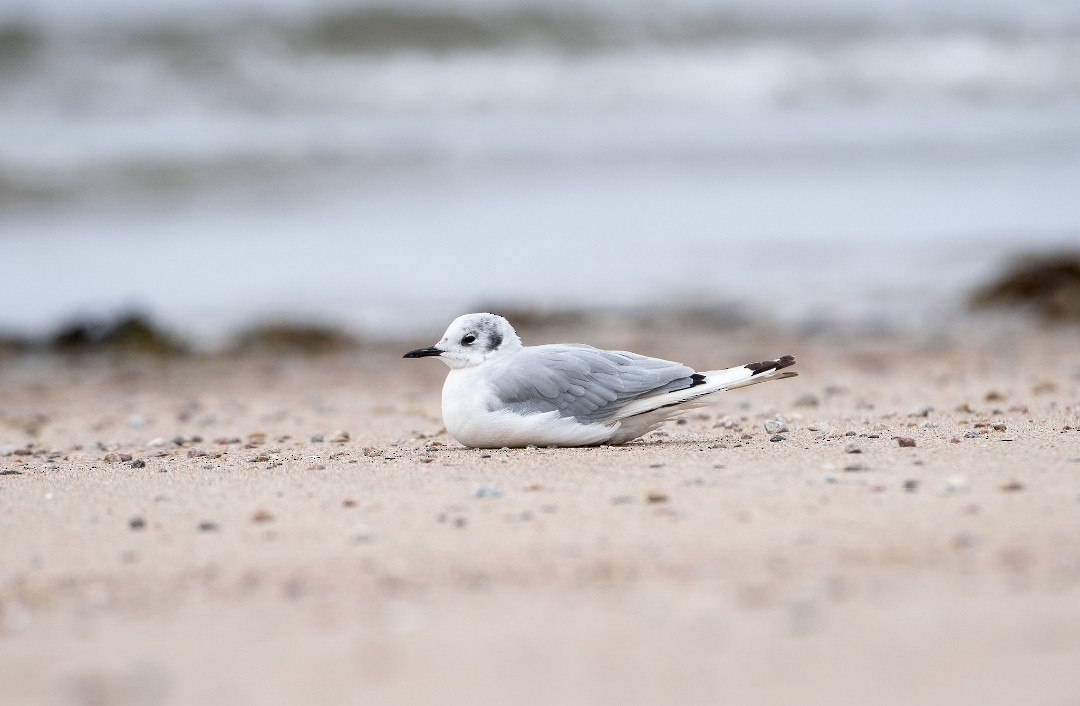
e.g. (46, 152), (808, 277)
(403, 313), (797, 448)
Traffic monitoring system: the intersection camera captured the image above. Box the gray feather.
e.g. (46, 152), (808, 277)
(485, 344), (697, 423)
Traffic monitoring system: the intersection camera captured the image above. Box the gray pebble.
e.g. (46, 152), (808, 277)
(610, 496), (633, 505)
(843, 463), (869, 472)
(352, 527), (378, 543)
(770, 434), (785, 442)
(764, 418), (789, 435)
(129, 516), (146, 530)
(130, 459), (146, 469)
(197, 521), (219, 532)
(907, 403), (934, 418)
(471, 483), (502, 498)
(903, 479), (919, 492)
(844, 443), (862, 454)
(310, 433), (324, 443)
(479, 452), (492, 459)
(963, 431), (980, 438)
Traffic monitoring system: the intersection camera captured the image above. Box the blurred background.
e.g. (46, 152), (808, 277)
(2, 0), (1079, 347)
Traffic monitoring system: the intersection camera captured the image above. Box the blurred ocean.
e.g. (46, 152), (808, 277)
(2, 0), (1079, 343)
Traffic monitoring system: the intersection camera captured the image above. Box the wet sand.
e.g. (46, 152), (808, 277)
(2, 321), (1079, 705)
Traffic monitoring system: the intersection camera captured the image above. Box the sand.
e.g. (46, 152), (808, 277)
(2, 320), (1080, 706)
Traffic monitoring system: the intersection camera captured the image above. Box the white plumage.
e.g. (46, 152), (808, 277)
(404, 313), (797, 448)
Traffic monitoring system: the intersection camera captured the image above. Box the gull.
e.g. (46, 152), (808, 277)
(404, 313), (797, 448)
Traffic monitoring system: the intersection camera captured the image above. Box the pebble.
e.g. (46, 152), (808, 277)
(907, 403), (934, 418)
(843, 463), (869, 472)
(610, 496), (633, 505)
(352, 527), (378, 543)
(963, 431), (980, 439)
(895, 437), (917, 447)
(0, 445), (18, 456)
(252, 509), (274, 523)
(129, 516), (146, 530)
(769, 434), (785, 442)
(471, 483), (502, 499)
(479, 452), (492, 459)
(1000, 481), (1024, 492)
(945, 475), (968, 493)
(764, 418), (789, 435)
(646, 491), (669, 504)
(844, 443), (862, 454)
(130, 459), (146, 468)
(329, 430), (350, 443)
(310, 433), (324, 443)
(128, 415), (145, 429)
(714, 415), (740, 429)
(146, 437), (168, 448)
(794, 393), (820, 407)
(903, 479), (919, 492)
(197, 521), (219, 532)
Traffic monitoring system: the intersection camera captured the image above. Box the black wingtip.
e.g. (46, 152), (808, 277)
(745, 355), (797, 376)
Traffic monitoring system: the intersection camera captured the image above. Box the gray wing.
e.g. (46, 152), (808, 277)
(485, 344), (701, 423)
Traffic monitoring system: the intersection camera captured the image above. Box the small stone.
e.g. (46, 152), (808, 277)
(186, 448), (207, 458)
(310, 433), (324, 443)
(103, 453), (121, 463)
(146, 437), (167, 448)
(471, 483), (502, 499)
(991, 422), (1007, 432)
(453, 517), (467, 528)
(0, 445), (16, 457)
(794, 393), (820, 407)
(963, 431), (980, 438)
(949, 437), (961, 444)
(907, 403), (933, 418)
(985, 390), (1006, 402)
(479, 452), (492, 459)
(844, 443), (862, 454)
(844, 431), (857, 437)
(361, 447), (381, 457)
(646, 491), (669, 503)
(251, 454), (270, 463)
(329, 430), (350, 443)
(945, 475), (968, 493)
(130, 459), (146, 469)
(197, 521), (219, 532)
(769, 434), (785, 442)
(129, 516), (146, 530)
(342, 498), (357, 507)
(1000, 481), (1024, 492)
(252, 509), (274, 523)
(610, 496), (633, 505)
(764, 418), (789, 435)
(903, 479), (919, 492)
(352, 527), (378, 543)
(714, 415), (740, 429)
(895, 437), (916, 447)
(843, 463), (869, 472)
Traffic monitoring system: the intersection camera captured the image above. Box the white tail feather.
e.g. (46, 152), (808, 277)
(611, 357), (797, 421)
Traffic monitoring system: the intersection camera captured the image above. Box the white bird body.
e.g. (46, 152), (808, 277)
(404, 313), (797, 449)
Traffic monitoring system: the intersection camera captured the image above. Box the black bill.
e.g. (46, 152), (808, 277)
(403, 346), (443, 359)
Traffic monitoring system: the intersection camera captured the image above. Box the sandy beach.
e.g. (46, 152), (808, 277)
(2, 319), (1080, 706)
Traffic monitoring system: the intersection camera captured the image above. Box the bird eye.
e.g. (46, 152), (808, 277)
(461, 334), (477, 345)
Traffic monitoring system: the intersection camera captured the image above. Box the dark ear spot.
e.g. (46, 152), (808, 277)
(489, 332), (503, 350)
